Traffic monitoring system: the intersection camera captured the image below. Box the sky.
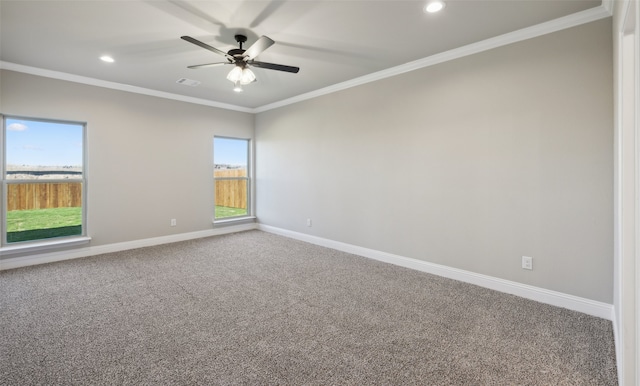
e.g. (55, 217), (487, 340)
(5, 118), (83, 167)
(214, 137), (248, 167)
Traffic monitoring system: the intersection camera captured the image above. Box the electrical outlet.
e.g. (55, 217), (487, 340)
(307, 218), (312, 227)
(522, 256), (533, 270)
(170, 219), (177, 227)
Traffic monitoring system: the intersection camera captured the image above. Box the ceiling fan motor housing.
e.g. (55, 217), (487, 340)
(228, 48), (246, 58)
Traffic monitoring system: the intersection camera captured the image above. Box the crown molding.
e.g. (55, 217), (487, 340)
(254, 4), (612, 113)
(0, 61), (254, 114)
(1, 4), (611, 115)
(601, 0), (614, 16)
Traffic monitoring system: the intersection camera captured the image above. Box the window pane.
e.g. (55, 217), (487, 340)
(3, 117), (85, 245)
(5, 118), (83, 180)
(214, 179), (248, 218)
(6, 182), (83, 243)
(214, 137), (247, 172)
(214, 137), (249, 219)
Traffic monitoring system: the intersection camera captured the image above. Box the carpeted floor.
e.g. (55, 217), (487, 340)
(0, 230), (617, 385)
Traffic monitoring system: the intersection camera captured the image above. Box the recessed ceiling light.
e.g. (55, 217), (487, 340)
(425, 1), (445, 13)
(100, 55), (115, 63)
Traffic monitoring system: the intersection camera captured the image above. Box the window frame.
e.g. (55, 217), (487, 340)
(1, 115), (90, 253)
(213, 135), (253, 223)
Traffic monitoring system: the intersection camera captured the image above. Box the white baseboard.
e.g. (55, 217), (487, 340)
(1, 222), (614, 321)
(258, 224), (614, 321)
(0, 223), (258, 271)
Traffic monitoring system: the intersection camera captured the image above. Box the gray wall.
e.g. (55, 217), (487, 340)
(255, 19), (613, 303)
(1, 70), (254, 246)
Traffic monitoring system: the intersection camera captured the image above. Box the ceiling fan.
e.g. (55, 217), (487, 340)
(181, 34), (300, 92)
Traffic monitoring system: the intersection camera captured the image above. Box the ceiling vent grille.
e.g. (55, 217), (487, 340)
(176, 78), (201, 87)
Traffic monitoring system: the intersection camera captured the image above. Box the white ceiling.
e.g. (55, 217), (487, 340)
(0, 0), (607, 112)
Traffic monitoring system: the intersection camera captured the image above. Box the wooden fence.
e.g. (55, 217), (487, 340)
(7, 182), (82, 211)
(214, 169), (247, 209)
(6, 170), (246, 211)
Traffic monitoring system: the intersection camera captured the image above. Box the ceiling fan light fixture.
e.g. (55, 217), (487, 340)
(182, 34), (298, 93)
(182, 34), (299, 92)
(227, 65), (256, 86)
(425, 0), (445, 13)
(240, 68), (256, 85)
(227, 66), (244, 83)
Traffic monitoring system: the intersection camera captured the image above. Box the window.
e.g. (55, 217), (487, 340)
(2, 116), (87, 246)
(213, 137), (250, 221)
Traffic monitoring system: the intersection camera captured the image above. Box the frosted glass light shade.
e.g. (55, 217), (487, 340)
(240, 68), (256, 84)
(227, 66), (243, 83)
(227, 66), (256, 85)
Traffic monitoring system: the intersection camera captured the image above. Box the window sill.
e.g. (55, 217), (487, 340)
(213, 216), (256, 227)
(0, 236), (91, 257)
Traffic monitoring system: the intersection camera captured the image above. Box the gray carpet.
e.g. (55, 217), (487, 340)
(0, 230), (617, 385)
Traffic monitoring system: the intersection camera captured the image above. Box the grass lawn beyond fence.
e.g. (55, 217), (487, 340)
(215, 206), (247, 219)
(6, 207), (82, 243)
(6, 206), (246, 243)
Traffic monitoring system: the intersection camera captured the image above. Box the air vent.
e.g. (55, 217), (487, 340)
(176, 78), (201, 87)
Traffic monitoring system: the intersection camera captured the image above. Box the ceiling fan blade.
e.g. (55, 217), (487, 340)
(187, 62), (230, 69)
(181, 36), (234, 61)
(243, 36), (275, 60)
(249, 60), (299, 73)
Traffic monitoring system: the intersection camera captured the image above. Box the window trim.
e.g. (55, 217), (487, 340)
(0, 236), (91, 257)
(0, 115), (89, 251)
(213, 135), (253, 223)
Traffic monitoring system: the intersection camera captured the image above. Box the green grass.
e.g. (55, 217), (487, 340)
(6, 207), (82, 243)
(6, 206), (243, 243)
(215, 206), (247, 219)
